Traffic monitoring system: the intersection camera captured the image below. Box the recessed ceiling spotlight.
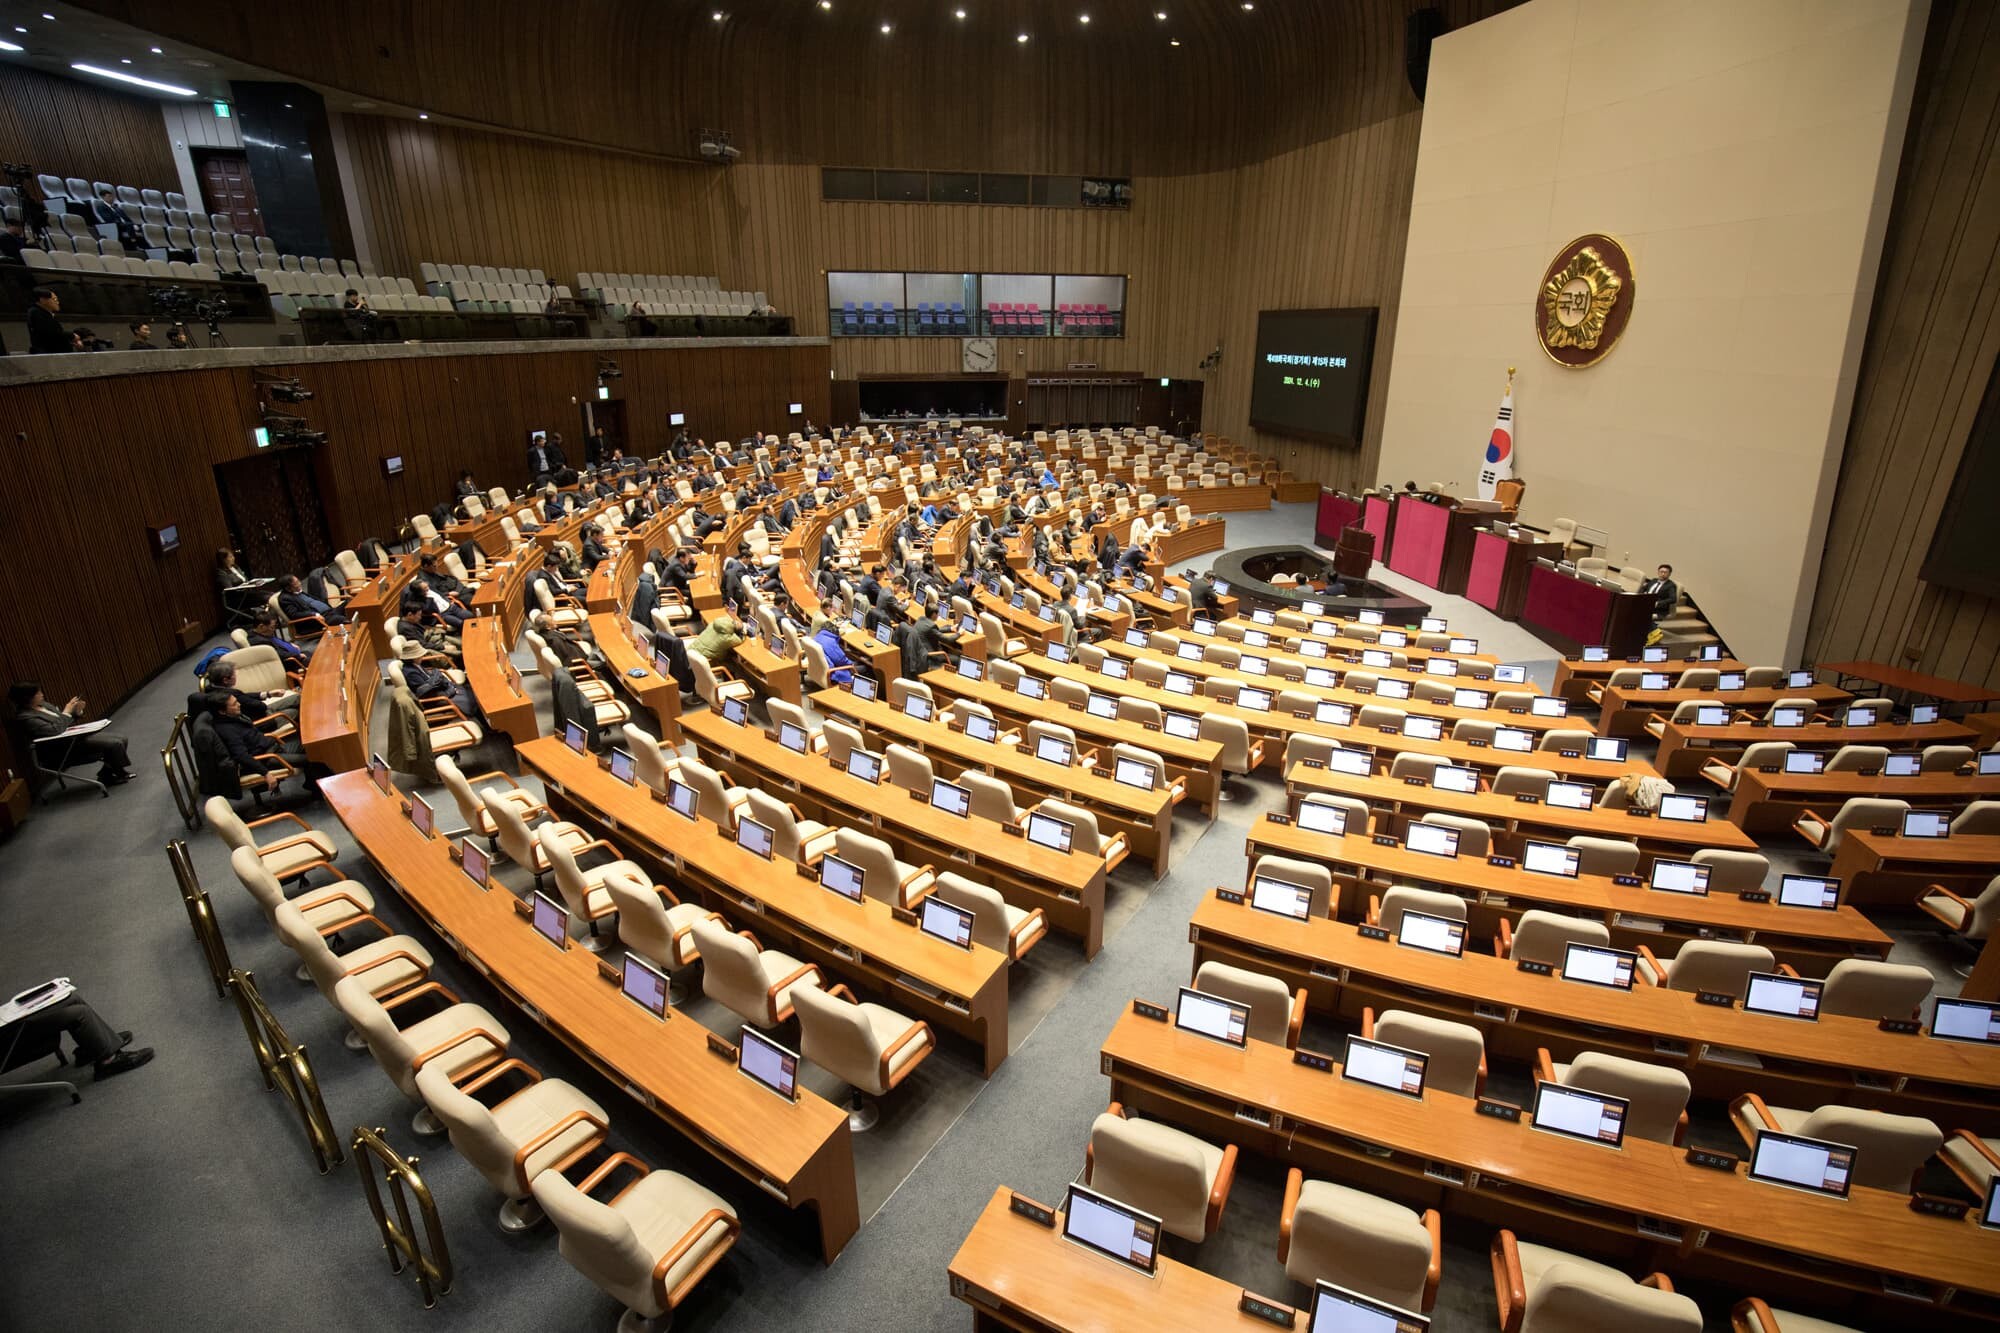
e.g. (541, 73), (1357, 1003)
(1169, 37), (1181, 46)
(120, 57), (131, 63)
(818, 0), (832, 8)
(1016, 31), (1029, 42)
(1079, 13), (1090, 23)
(711, 9), (724, 19)
(880, 21), (892, 33)
(13, 25), (26, 32)
(41, 13), (54, 20)
(953, 8), (966, 18)
(0, 38), (21, 51)
(69, 63), (195, 95)
(150, 45), (162, 53)
(1155, 9), (1167, 18)
(418, 112), (429, 119)
(1240, 1), (1254, 8)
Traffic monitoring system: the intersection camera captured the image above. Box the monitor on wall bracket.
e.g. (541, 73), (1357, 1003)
(1249, 307), (1379, 446)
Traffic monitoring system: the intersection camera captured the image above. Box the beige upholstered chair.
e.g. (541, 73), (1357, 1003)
(530, 1166), (738, 1331)
(1730, 1297), (1864, 1333)
(1636, 940), (1773, 999)
(1729, 1098), (1941, 1194)
(1029, 798), (1129, 871)
(1416, 812), (1491, 857)
(1823, 744), (1888, 774)
(269, 895), (433, 1051)
(1048, 676), (1089, 708)
(1024, 719), (1094, 768)
(793, 983), (934, 1131)
(1918, 872), (2000, 943)
(1083, 1103), (1237, 1243)
(1921, 744), (1974, 773)
(1689, 848), (1769, 894)
(888, 677), (933, 710)
(1816, 959), (1933, 1020)
(1743, 666), (1785, 687)
(959, 771), (1021, 825)
(672, 756), (752, 827)
(1112, 742), (1185, 802)
(1496, 909), (1608, 966)
(534, 644), (632, 729)
(931, 871), (1047, 961)
(539, 824), (638, 952)
(332, 974), (512, 1135)
(1492, 766), (1556, 799)
(1536, 729), (1594, 753)
(741, 789), (837, 864)
(1199, 714), (1264, 798)
(619, 724), (677, 794)
(534, 577), (587, 630)
(1763, 695), (1820, 721)
(1565, 835), (1639, 877)
(883, 742), (934, 797)
(1953, 800), (2000, 835)
(1193, 961), (1305, 1048)
(821, 718), (866, 768)
(1942, 1130), (2000, 1199)
(437, 755), (546, 849)
(987, 658), (1024, 690)
(1282, 733), (1339, 770)
(1248, 853), (1336, 919)
(483, 790), (593, 889)
(687, 918), (820, 1028)
(1370, 885), (1467, 936)
(1357, 704), (1405, 731)
(1535, 1049), (1689, 1144)
(1364, 1009), (1486, 1097)
(980, 612), (1027, 658)
(601, 869), (718, 1005)
(1490, 1230), (1701, 1333)
(1699, 742), (1794, 792)
(1387, 752), (1441, 782)
(1453, 719), (1497, 744)
(228, 844), (373, 939)
(206, 796), (337, 886)
(1279, 1169), (1439, 1311)
(688, 650), (751, 711)
(415, 1060), (608, 1230)
(832, 827), (935, 908)
(1792, 798), (1909, 855)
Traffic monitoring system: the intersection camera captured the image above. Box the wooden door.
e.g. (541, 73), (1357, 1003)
(196, 152), (262, 236)
(213, 451), (331, 582)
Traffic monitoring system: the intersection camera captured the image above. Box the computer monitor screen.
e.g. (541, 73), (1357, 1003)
(1425, 658), (1459, 678)
(564, 720), (588, 753)
(1985, 1177), (2000, 1231)
(654, 644), (675, 678)
(368, 753), (393, 795)
(1696, 705), (1732, 727)
(1719, 672), (1746, 690)
(844, 748), (882, 784)
(1113, 756), (1155, 790)
(957, 614), (979, 636)
(1449, 637), (1479, 655)
(1883, 753), (1921, 776)
(1777, 874), (1839, 910)
(1026, 811), (1074, 853)
(966, 714), (998, 743)
(621, 954), (670, 1018)
(1125, 628), (1148, 648)
(1401, 715), (1443, 741)
(607, 748), (635, 785)
(408, 792), (435, 838)
(1177, 641), (1204, 662)
(850, 605), (867, 629)
(1240, 655), (1270, 678)
(1302, 601), (1325, 616)
(1012, 592), (1027, 610)
(1305, 668), (1340, 693)
(1452, 688), (1492, 710)
(1699, 645), (1722, 661)
(1103, 657), (1131, 680)
(1060, 1184), (1161, 1276)
(918, 895), (975, 949)
(930, 778), (971, 817)
(1530, 696), (1568, 717)
(1362, 650), (1392, 669)
(904, 693), (935, 721)
(1770, 707), (1807, 727)
(852, 675), (879, 700)
(721, 696), (749, 726)
(1244, 629), (1271, 648)
(1748, 1131), (1855, 1199)
(778, 722), (809, 754)
(738, 1027), (800, 1101)
(1658, 794), (1708, 823)
(1846, 706), (1878, 727)
(1744, 972), (1822, 1021)
(460, 838), (489, 889)
(1174, 986), (1249, 1047)
(1034, 734), (1073, 766)
(1326, 749), (1373, 776)
(1530, 1082), (1628, 1148)
(1546, 781), (1594, 810)
(819, 853), (865, 901)
(1931, 998), (2000, 1044)
(1494, 727), (1534, 752)
(1522, 841), (1579, 877)
(1049, 642), (1076, 665)
(1433, 765), (1480, 794)
(1341, 1036), (1427, 1099)
(1788, 670), (1815, 688)
(1912, 703), (1940, 724)
(667, 779), (699, 820)
(1376, 678), (1412, 700)
(1561, 942), (1637, 989)
(875, 622), (893, 645)
(1358, 609), (1385, 626)
(1238, 687), (1272, 713)
(1404, 823), (1460, 859)
(1250, 875), (1314, 920)
(737, 817), (774, 859)
(1164, 711), (1200, 739)
(1421, 616), (1448, 633)
(1640, 672), (1672, 691)
(1191, 619), (1215, 637)
(1164, 672), (1198, 697)
(1316, 701), (1354, 726)
(1782, 751), (1825, 774)
(1312, 619), (1339, 636)
(1397, 909), (1465, 956)
(1494, 665), (1527, 684)
(1301, 639), (1329, 659)
(1648, 860), (1710, 896)
(1086, 692), (1119, 719)
(1380, 630), (1408, 648)
(1297, 799), (1348, 836)
(1017, 676), (1048, 700)
(1587, 737), (1628, 762)
(1642, 647), (1668, 663)
(531, 892), (568, 948)
(1309, 1280), (1429, 1333)
(1902, 810), (1950, 838)
(1582, 646), (1610, 662)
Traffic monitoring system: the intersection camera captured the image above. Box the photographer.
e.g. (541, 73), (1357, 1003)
(342, 288), (369, 312)
(1, 217), (26, 265)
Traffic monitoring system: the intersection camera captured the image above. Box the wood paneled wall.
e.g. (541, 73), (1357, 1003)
(1803, 0), (2000, 692)
(0, 63), (180, 194)
(0, 342), (829, 723)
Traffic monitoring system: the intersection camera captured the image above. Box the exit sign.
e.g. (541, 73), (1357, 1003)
(213, 101), (231, 119)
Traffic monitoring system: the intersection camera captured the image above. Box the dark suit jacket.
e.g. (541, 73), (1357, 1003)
(27, 305), (67, 354)
(214, 711), (283, 774)
(279, 590), (343, 626)
(14, 704), (79, 744)
(527, 442), (567, 476)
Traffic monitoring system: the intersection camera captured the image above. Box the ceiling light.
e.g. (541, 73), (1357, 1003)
(14, 25), (26, 32)
(1240, 1), (1254, 8)
(819, 0), (832, 7)
(1079, 13), (1090, 23)
(1155, 9), (1167, 18)
(41, 12), (54, 20)
(120, 57), (132, 63)
(712, 10), (724, 19)
(1169, 37), (1180, 45)
(0, 38), (20, 51)
(150, 45), (162, 53)
(953, 8), (966, 18)
(1016, 31), (1029, 42)
(880, 22), (892, 33)
(69, 63), (196, 95)
(418, 112), (429, 119)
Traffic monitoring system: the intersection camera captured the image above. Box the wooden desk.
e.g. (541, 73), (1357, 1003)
(1466, 528), (1563, 620)
(1285, 762), (1761, 857)
(518, 738), (1010, 1076)
(948, 1185), (1297, 1333)
(588, 612), (684, 746)
(1220, 615), (1503, 675)
(1653, 717), (1977, 778)
(298, 623), (374, 773)
(468, 545), (545, 650)
(460, 617), (537, 747)
(1597, 684), (1854, 738)
(1553, 654), (1748, 705)
(1186, 894), (2000, 1132)
(1243, 813), (1888, 973)
(678, 710), (1111, 957)
(923, 665), (1226, 818)
(1820, 660), (2000, 709)
(1520, 563), (1653, 658)
(319, 769), (860, 1262)
(1101, 1006), (2000, 1319)
(1830, 830), (2000, 908)
(1728, 767), (2000, 833)
(341, 553), (423, 662)
(812, 687), (1177, 877)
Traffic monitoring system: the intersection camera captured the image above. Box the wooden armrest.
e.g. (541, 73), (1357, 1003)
(1698, 758), (1736, 790)
(824, 983), (859, 1004)
(1286, 988), (1307, 1050)
(1475, 1052), (1488, 1096)
(409, 1026), (507, 1074)
(456, 1057), (541, 1099)
(1673, 1110), (1689, 1146)
(1775, 963), (1800, 978)
(1732, 1297), (1780, 1333)
(247, 810), (314, 833)
(1638, 1272), (1674, 1294)
(317, 909), (392, 940)
(651, 1207), (740, 1312)
(1953, 1128), (2000, 1173)
(1731, 1091), (1780, 1145)
(898, 865), (934, 891)
(1495, 917), (1515, 957)
(1634, 943), (1666, 987)
(1278, 1167), (1303, 1263)
(1101, 830), (1129, 871)
(879, 1021), (934, 1089)
(577, 1151), (651, 1202)
(1490, 1231), (1526, 1333)
(1791, 808), (1832, 847)
(1366, 894), (1382, 926)
(1533, 1047), (1556, 1084)
(766, 963), (821, 1015)
(1204, 1142), (1238, 1235)
(571, 837), (622, 862)
(1359, 1006), (1376, 1038)
(1008, 908), (1048, 956)
(341, 942), (432, 986)
(381, 980), (461, 1011)
(510, 1109), (608, 1190)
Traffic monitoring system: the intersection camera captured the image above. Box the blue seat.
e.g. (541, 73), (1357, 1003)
(861, 301), (877, 330)
(918, 302), (934, 330)
(950, 302), (967, 331)
(842, 301), (858, 332)
(880, 302), (898, 334)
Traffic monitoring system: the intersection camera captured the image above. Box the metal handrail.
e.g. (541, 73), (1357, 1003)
(225, 968), (343, 1174)
(351, 1124), (453, 1308)
(166, 840), (231, 998)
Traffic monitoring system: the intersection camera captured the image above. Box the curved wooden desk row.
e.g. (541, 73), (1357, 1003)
(1554, 654), (1751, 703)
(1597, 684), (1857, 739)
(1186, 894), (2000, 1134)
(467, 543), (546, 647)
(678, 709), (1111, 957)
(318, 769), (861, 1263)
(1655, 718), (1981, 778)
(1831, 830), (2000, 909)
(461, 616), (538, 747)
(299, 623), (380, 775)
(338, 551), (424, 661)
(1220, 613), (1504, 671)
(1242, 814), (1888, 972)
(1726, 768), (2000, 835)
(516, 737), (1011, 1076)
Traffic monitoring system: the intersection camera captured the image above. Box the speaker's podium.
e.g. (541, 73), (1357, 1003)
(1384, 492), (1508, 595)
(1333, 524), (1375, 580)
(1466, 523), (1565, 620)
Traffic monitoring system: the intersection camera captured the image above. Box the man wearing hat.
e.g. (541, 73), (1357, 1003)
(397, 639), (477, 718)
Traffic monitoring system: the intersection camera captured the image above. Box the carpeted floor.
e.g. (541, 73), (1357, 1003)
(0, 502), (1957, 1332)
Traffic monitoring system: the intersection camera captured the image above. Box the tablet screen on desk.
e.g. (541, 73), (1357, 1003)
(1404, 824), (1459, 860)
(1561, 942), (1636, 989)
(1250, 875), (1314, 920)
(1381, 631), (1408, 648)
(1647, 859), (1709, 895)
(1845, 706), (1879, 727)
(1060, 1184), (1161, 1276)
(1297, 800), (1348, 836)
(1883, 754), (1921, 776)
(1301, 639), (1329, 659)
(1103, 658), (1131, 680)
(1901, 810), (1949, 838)
(1191, 619), (1215, 637)
(1980, 752), (2000, 776)
(531, 891), (569, 948)
(1244, 629), (1270, 648)
(1326, 749), (1373, 777)
(1017, 676), (1048, 700)
(1523, 841), (1580, 877)
(779, 722), (810, 754)
(1310, 1280), (1429, 1333)
(621, 955), (670, 1018)
(1238, 687), (1272, 713)
(1493, 665), (1526, 684)
(1165, 672), (1198, 695)
(1125, 629), (1148, 648)
(1777, 873), (1839, 910)
(875, 622), (894, 645)
(1788, 670), (1815, 688)
(1494, 727), (1534, 752)
(1397, 908), (1465, 956)
(1316, 700), (1354, 726)
(1253, 608), (1277, 626)
(1696, 706), (1732, 727)
(1449, 637), (1478, 655)
(1174, 986), (1249, 1046)
(1779, 750), (1824, 774)
(1530, 696), (1568, 717)
(1113, 757), (1155, 790)
(1313, 620), (1339, 637)
(369, 753), (393, 795)
(1026, 811), (1074, 852)
(738, 1027), (800, 1102)
(1011, 592), (1026, 609)
(667, 779), (699, 820)
(958, 615), (979, 637)
(1930, 998), (2000, 1044)
(1911, 703), (1940, 725)
(1086, 692), (1119, 719)
(1582, 646), (1610, 662)
(1642, 647), (1668, 663)
(1034, 735), (1073, 766)
(1432, 766), (1480, 794)
(1744, 971), (1821, 1021)
(1748, 1130), (1854, 1199)
(1769, 707), (1807, 728)
(1177, 641), (1205, 661)
(851, 675), (878, 701)
(564, 720), (589, 754)
(1358, 609), (1385, 626)
(737, 817), (774, 859)
(1531, 1082), (1628, 1148)
(459, 838), (490, 889)
(1658, 793), (1708, 822)
(1401, 715), (1443, 741)
(844, 749), (883, 784)
(919, 895), (974, 948)
(721, 696), (749, 726)
(966, 714), (999, 743)
(1425, 658), (1459, 678)
(1641, 672), (1672, 691)
(1377, 679), (1412, 700)
(930, 778), (971, 817)
(1362, 650), (1393, 669)
(904, 693), (935, 722)
(654, 645), (676, 678)
(957, 656), (985, 680)
(1546, 781), (1593, 810)
(850, 605), (868, 629)
(1306, 667), (1339, 689)
(1420, 616), (1448, 633)
(1240, 655), (1270, 677)
(1341, 1036), (1427, 1099)
(408, 793), (435, 839)
(1586, 737), (1627, 763)
(609, 749), (635, 785)
(819, 853), (865, 901)
(1302, 601), (1325, 616)
(1452, 687), (1492, 710)
(1164, 711), (1200, 740)
(1046, 642), (1073, 664)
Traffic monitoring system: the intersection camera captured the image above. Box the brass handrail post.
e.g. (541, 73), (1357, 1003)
(351, 1125), (453, 1307)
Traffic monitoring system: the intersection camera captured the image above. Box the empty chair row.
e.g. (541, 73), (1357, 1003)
(421, 261), (549, 288)
(578, 271), (721, 292)
(23, 249), (221, 282)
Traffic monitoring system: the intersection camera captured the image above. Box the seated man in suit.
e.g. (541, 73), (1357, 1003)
(2, 980), (152, 1079)
(203, 658), (299, 724)
(579, 523), (611, 571)
(203, 690), (300, 794)
(397, 640), (477, 717)
(658, 548), (698, 603)
(1642, 563), (1679, 622)
(249, 611), (313, 671)
(7, 681), (135, 785)
(278, 573), (348, 628)
(90, 187), (144, 252)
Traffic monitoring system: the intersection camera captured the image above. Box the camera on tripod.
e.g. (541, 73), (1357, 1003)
(150, 285), (234, 346)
